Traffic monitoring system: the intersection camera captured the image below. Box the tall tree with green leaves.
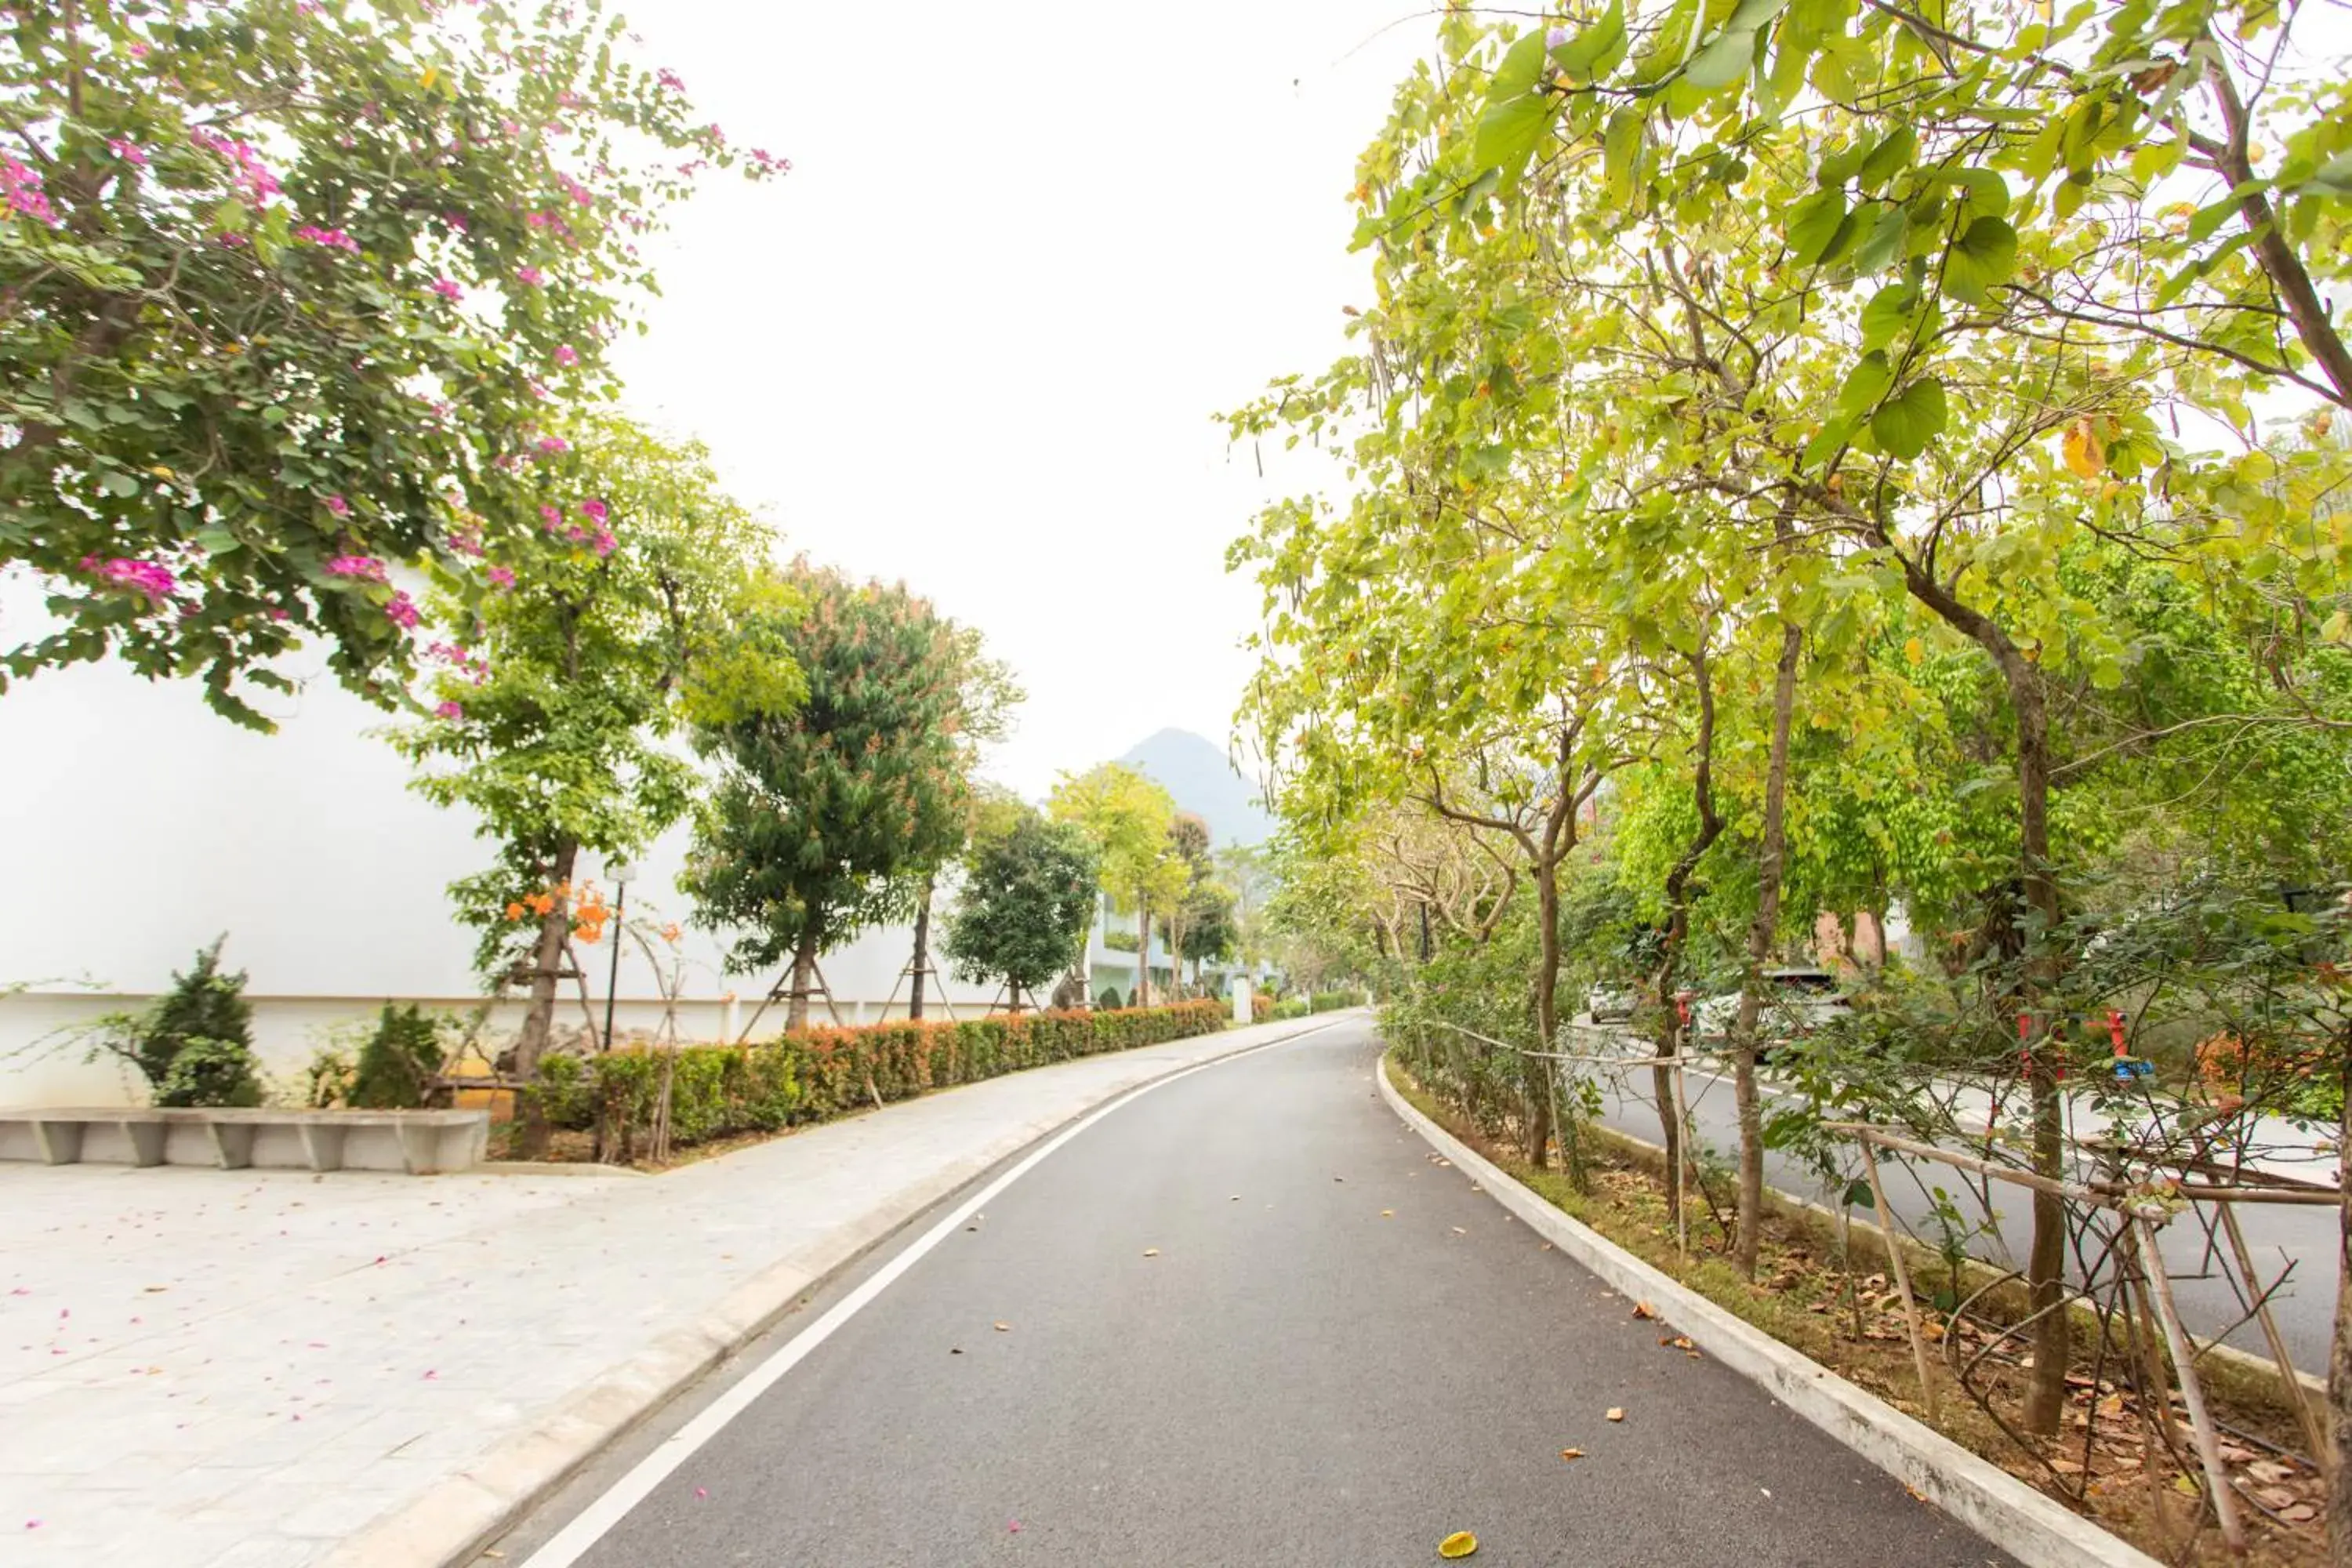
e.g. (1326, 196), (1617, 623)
(1048, 763), (1177, 1006)
(684, 564), (978, 1032)
(1, 0), (784, 725)
(942, 806), (1100, 1012)
(392, 419), (799, 1154)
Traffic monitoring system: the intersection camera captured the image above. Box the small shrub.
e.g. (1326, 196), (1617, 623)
(1273, 997), (1311, 1020)
(1096, 985), (1125, 1009)
(89, 938), (264, 1108)
(350, 1004), (448, 1109)
(300, 1044), (358, 1109)
(1251, 993), (1273, 1023)
(157, 1035), (263, 1108)
(1309, 989), (1353, 1014)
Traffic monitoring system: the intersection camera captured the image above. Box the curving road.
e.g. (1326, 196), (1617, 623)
(492, 1016), (2009, 1568)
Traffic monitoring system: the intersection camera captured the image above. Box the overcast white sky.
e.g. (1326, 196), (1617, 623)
(602, 0), (1428, 800)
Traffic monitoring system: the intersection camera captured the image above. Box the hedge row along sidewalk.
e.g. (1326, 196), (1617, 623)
(531, 1000), (1230, 1164)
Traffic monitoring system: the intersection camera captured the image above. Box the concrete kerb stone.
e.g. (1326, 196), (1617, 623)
(1375, 1053), (2163, 1568)
(323, 1013), (1350, 1568)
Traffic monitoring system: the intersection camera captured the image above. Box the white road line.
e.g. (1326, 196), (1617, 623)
(516, 1023), (1337, 1568)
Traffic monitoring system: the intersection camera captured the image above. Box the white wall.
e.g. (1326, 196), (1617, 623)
(0, 579), (1035, 1107)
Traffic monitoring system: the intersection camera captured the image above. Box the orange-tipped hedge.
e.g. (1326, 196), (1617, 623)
(537, 1000), (1229, 1157)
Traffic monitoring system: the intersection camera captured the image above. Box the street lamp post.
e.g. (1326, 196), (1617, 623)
(600, 862), (634, 1053)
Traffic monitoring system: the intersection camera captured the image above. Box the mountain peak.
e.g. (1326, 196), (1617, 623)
(1114, 729), (1275, 850)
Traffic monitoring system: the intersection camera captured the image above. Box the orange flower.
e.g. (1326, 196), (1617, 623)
(504, 902), (526, 921)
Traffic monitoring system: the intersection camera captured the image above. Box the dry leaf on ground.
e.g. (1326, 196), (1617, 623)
(1438, 1530), (1479, 1559)
(1142, 1248), (1160, 1257)
(993, 1322), (1010, 1332)
(1632, 1301), (1656, 1320)
(1606, 1407), (1625, 1422)
(1560, 1448), (1585, 1461)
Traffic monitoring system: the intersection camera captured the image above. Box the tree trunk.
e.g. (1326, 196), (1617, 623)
(1136, 906), (1152, 1007)
(2329, 1020), (2352, 1561)
(1528, 856), (1561, 1171)
(1732, 619), (1802, 1279)
(1893, 545), (2072, 1436)
(511, 838), (578, 1160)
(786, 930), (819, 1033)
(909, 875), (933, 1021)
(1650, 641), (1723, 1232)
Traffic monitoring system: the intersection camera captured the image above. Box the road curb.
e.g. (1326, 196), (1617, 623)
(1376, 1054), (2163, 1568)
(323, 1014), (1348, 1568)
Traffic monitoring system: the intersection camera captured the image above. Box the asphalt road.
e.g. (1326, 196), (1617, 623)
(1582, 1035), (2334, 1375)
(499, 1016), (2011, 1568)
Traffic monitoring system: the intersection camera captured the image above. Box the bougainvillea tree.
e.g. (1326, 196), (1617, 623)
(390, 417), (800, 1154)
(0, 0), (786, 725)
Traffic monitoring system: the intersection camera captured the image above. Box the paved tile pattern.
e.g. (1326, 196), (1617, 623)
(0, 1024), (1291, 1565)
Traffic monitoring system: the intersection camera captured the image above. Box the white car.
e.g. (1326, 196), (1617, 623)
(1584, 983), (1638, 1023)
(1690, 968), (1852, 1047)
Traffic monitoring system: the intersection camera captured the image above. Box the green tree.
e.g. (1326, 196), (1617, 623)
(684, 564), (978, 1032)
(943, 807), (1100, 1011)
(0, 0), (782, 725)
(906, 630), (1024, 1021)
(392, 419), (799, 1154)
(93, 937), (261, 1107)
(1048, 763), (1177, 1006)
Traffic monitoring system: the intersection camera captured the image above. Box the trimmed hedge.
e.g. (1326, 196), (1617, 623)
(1309, 989), (1356, 1014)
(536, 1000), (1229, 1161)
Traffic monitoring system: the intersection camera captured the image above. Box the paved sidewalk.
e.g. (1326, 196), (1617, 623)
(0, 1015), (1332, 1567)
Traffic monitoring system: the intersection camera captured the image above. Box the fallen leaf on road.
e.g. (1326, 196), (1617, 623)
(994, 1322), (1011, 1332)
(1381, 1210), (1394, 1218)
(1668, 1336), (1694, 1351)
(1560, 1448), (1584, 1461)
(1143, 1248), (1160, 1258)
(1606, 1407), (1624, 1422)
(1008, 1519), (1023, 1533)
(1438, 1530), (1478, 1559)
(1451, 1226), (1467, 1235)
(1230, 1195), (1240, 1201)
(950, 1348), (963, 1355)
(695, 1487), (708, 1500)
(1631, 1301), (1656, 1320)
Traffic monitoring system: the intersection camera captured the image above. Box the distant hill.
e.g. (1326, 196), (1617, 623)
(1116, 728), (1276, 850)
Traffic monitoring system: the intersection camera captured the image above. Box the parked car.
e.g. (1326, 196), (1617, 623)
(1690, 968), (1852, 1048)
(1584, 982), (1638, 1023)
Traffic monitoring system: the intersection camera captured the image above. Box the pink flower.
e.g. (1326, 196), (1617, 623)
(579, 498), (608, 524)
(384, 591), (422, 629)
(80, 555), (179, 601)
(434, 700), (464, 720)
(750, 149), (791, 174)
(487, 565), (516, 590)
(554, 344), (579, 368)
(430, 277), (463, 301)
(515, 265), (544, 286)
(558, 174), (593, 207)
(656, 68), (685, 91)
(295, 225), (359, 253)
(592, 528), (616, 557)
(525, 210), (555, 228)
(535, 436), (568, 454)
(325, 554), (386, 581)
(539, 504), (562, 530)
(2, 158), (56, 225)
(564, 524), (587, 543)
(323, 494), (350, 517)
(445, 210), (470, 232)
(107, 139), (149, 168)
(129, 41), (149, 56)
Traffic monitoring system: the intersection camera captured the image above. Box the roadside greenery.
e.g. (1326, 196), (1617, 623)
(1233, 0), (2352, 1508)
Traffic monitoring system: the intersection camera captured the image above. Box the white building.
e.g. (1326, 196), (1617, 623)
(0, 618), (1225, 1108)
